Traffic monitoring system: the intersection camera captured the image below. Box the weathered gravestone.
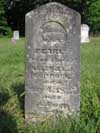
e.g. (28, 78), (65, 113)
(25, 2), (81, 122)
(13, 30), (20, 40)
(81, 24), (90, 43)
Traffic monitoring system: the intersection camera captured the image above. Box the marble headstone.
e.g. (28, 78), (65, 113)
(13, 30), (20, 40)
(81, 24), (90, 43)
(25, 2), (81, 122)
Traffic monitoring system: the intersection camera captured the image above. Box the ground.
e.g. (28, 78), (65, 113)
(0, 37), (100, 133)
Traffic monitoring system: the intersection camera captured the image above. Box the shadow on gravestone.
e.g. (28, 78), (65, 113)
(25, 2), (81, 123)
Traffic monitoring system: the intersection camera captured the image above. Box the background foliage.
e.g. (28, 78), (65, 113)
(0, 0), (12, 36)
(0, 0), (100, 36)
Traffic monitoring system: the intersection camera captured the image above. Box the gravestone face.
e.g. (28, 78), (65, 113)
(81, 24), (90, 43)
(25, 2), (81, 122)
(13, 30), (20, 40)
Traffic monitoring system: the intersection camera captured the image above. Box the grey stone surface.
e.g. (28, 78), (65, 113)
(25, 2), (81, 122)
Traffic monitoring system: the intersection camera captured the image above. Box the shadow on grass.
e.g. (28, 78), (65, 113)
(0, 111), (18, 133)
(12, 83), (25, 113)
(0, 90), (18, 133)
(0, 90), (10, 106)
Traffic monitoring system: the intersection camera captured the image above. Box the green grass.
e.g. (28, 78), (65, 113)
(0, 37), (100, 133)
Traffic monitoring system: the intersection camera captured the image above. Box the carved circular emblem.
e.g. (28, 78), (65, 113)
(40, 21), (67, 46)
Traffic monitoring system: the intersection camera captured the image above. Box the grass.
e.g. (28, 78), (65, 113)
(0, 37), (100, 133)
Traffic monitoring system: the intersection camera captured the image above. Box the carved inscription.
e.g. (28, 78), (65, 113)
(28, 21), (74, 112)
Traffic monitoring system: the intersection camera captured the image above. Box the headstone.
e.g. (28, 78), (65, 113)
(13, 30), (20, 40)
(25, 2), (81, 122)
(81, 24), (90, 43)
